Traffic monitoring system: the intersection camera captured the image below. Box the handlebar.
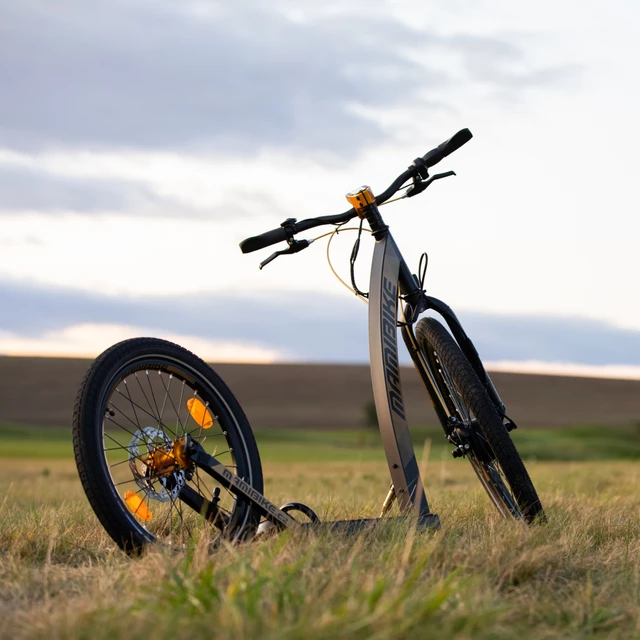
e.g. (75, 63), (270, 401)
(238, 226), (289, 254)
(422, 128), (473, 169)
(239, 128), (472, 254)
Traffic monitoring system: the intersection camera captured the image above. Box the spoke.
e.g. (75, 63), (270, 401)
(120, 484), (155, 517)
(182, 392), (198, 439)
(106, 402), (157, 453)
(106, 405), (147, 438)
(157, 374), (186, 435)
(103, 431), (159, 469)
(103, 430), (140, 454)
(104, 429), (137, 448)
(103, 445), (136, 453)
(175, 495), (192, 541)
(486, 463), (520, 514)
(143, 490), (153, 531)
(176, 380), (186, 436)
(433, 348), (522, 518)
(113, 477), (140, 488)
(158, 371), (170, 424)
(193, 469), (232, 517)
(122, 379), (143, 432)
(134, 372), (159, 426)
(105, 419), (156, 466)
(220, 479), (237, 506)
(100, 363), (248, 544)
(145, 370), (163, 425)
(158, 492), (175, 536)
(190, 430), (224, 439)
(109, 458), (136, 470)
(186, 391), (212, 445)
(191, 468), (207, 496)
(113, 388), (180, 440)
(118, 484), (148, 496)
(195, 394), (205, 443)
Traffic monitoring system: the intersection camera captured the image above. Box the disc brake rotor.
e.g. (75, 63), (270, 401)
(128, 427), (187, 502)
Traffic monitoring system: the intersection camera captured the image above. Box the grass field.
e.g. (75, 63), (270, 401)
(1, 425), (639, 639)
(2, 422), (640, 462)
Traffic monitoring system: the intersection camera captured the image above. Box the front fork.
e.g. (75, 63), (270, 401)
(400, 296), (511, 433)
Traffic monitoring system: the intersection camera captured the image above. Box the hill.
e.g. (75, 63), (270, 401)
(1, 356), (639, 429)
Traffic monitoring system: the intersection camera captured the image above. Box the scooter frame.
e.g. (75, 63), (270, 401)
(184, 196), (509, 534)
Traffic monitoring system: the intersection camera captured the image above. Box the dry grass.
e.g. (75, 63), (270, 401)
(1, 458), (639, 639)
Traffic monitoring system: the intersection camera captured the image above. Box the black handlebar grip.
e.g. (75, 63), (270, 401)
(239, 227), (289, 253)
(423, 128), (473, 168)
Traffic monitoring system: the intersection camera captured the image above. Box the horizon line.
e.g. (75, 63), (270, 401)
(2, 352), (640, 382)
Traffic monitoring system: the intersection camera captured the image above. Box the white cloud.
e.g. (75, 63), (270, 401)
(1, 0), (640, 364)
(486, 360), (640, 381)
(0, 323), (286, 362)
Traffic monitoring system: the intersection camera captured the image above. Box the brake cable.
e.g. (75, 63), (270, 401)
(418, 251), (428, 291)
(275, 172), (452, 296)
(349, 219), (369, 299)
(314, 224), (372, 303)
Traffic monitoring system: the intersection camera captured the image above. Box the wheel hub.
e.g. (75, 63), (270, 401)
(141, 436), (191, 476)
(448, 418), (495, 464)
(128, 428), (193, 502)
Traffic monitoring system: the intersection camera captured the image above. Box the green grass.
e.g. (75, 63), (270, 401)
(0, 424), (74, 458)
(1, 419), (639, 638)
(256, 424), (640, 462)
(1, 457), (639, 639)
(2, 422), (639, 462)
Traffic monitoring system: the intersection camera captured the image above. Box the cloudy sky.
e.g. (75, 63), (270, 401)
(1, 0), (639, 376)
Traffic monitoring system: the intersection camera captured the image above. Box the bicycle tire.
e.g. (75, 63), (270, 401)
(73, 337), (264, 554)
(415, 318), (545, 523)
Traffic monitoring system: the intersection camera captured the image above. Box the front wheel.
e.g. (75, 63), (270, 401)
(73, 338), (264, 554)
(416, 318), (545, 523)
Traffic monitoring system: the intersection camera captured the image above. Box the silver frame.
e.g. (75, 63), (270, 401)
(183, 229), (442, 530)
(368, 233), (431, 515)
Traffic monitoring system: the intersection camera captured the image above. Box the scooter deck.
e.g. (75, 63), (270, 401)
(299, 514), (440, 534)
(188, 441), (440, 534)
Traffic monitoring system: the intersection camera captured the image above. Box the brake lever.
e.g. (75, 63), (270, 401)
(259, 239), (312, 270)
(406, 170), (456, 198)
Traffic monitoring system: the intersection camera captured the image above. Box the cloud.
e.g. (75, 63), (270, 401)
(0, 164), (161, 214)
(0, 0), (435, 154)
(0, 0), (577, 155)
(1, 278), (640, 366)
(448, 34), (580, 91)
(0, 234), (42, 248)
(453, 311), (640, 366)
(0, 279), (368, 360)
(0, 323), (285, 362)
(0, 163), (267, 218)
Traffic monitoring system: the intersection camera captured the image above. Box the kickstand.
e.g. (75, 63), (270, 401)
(379, 484), (396, 517)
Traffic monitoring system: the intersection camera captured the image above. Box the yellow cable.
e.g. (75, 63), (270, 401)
(309, 192), (405, 305)
(311, 225), (372, 304)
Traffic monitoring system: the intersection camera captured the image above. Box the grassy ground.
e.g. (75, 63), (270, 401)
(2, 422), (640, 461)
(1, 422), (639, 639)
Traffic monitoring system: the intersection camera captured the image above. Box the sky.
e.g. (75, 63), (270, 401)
(1, 0), (640, 376)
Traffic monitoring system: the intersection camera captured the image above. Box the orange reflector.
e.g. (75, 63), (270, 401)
(187, 398), (214, 429)
(124, 491), (152, 521)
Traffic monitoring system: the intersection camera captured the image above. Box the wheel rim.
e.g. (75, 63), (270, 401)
(97, 358), (252, 547)
(430, 349), (523, 520)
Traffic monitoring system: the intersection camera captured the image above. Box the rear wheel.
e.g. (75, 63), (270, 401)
(73, 338), (264, 554)
(415, 318), (544, 523)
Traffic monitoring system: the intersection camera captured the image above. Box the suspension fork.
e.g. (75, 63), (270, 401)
(400, 323), (451, 434)
(421, 296), (507, 417)
(396, 262), (507, 423)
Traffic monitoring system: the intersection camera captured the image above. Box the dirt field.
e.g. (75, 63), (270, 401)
(1, 356), (640, 430)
